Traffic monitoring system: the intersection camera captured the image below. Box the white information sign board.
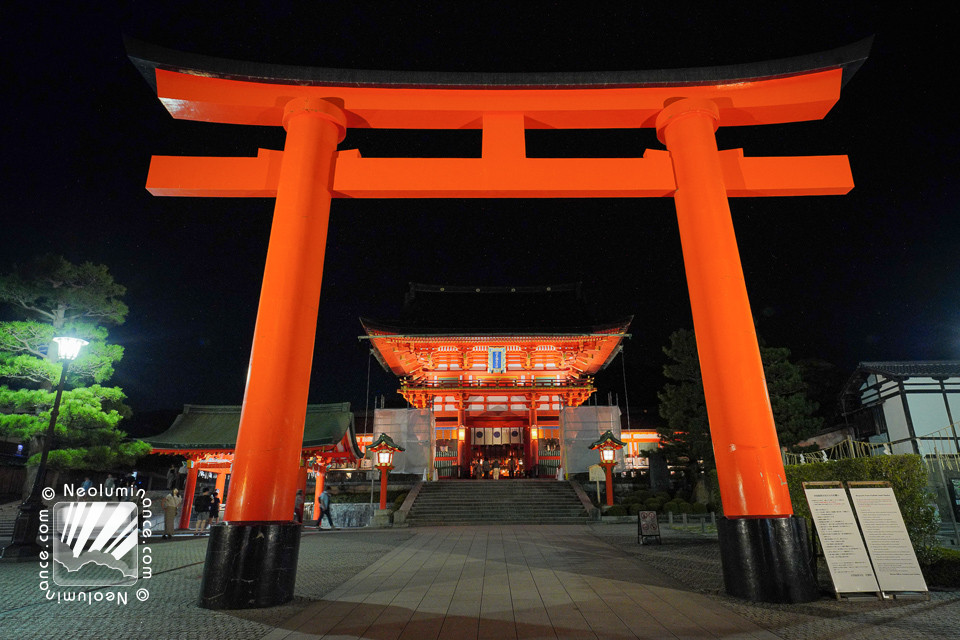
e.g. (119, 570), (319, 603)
(848, 487), (928, 594)
(804, 487), (880, 596)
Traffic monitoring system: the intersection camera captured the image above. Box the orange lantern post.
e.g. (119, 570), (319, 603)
(589, 430), (624, 507)
(369, 434), (405, 510)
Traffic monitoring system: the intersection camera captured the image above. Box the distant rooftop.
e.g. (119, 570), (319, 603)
(856, 361), (960, 379)
(144, 403), (362, 458)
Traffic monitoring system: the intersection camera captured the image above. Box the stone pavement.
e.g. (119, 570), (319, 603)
(0, 523), (957, 639)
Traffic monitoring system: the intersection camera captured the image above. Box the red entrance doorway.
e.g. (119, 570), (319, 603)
(464, 423), (529, 479)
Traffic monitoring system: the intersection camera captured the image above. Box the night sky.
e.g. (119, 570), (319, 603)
(3, 3), (958, 429)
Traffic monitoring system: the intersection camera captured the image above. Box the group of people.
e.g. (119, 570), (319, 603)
(190, 487), (222, 535)
(471, 455), (521, 479)
(157, 485), (223, 539)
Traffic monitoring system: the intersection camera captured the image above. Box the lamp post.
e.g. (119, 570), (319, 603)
(589, 430), (625, 507)
(369, 433), (404, 510)
(2, 336), (88, 560)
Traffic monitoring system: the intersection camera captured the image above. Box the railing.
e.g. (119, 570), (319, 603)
(783, 422), (960, 466)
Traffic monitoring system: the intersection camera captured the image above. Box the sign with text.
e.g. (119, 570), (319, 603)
(487, 347), (506, 373)
(804, 486), (880, 596)
(848, 486), (927, 594)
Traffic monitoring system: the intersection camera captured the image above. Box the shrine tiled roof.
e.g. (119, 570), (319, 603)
(144, 403), (362, 457)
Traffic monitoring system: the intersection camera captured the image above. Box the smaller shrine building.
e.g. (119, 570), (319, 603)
(144, 403), (362, 526)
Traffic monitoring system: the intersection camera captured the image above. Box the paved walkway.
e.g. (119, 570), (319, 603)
(265, 526), (770, 640)
(1, 523), (957, 639)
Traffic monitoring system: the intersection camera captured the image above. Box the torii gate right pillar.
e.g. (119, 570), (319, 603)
(657, 99), (817, 603)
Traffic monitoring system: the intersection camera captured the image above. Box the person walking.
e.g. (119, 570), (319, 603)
(317, 486), (335, 530)
(209, 490), (221, 526)
(294, 489), (305, 523)
(161, 488), (182, 539)
(193, 488), (212, 535)
(481, 457), (490, 480)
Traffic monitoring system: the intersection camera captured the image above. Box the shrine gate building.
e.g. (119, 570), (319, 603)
(361, 283), (631, 478)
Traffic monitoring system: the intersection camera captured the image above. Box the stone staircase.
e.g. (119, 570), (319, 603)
(404, 480), (592, 526)
(0, 501), (21, 542)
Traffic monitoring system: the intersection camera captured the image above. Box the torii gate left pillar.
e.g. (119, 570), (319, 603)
(194, 97), (345, 609)
(129, 36), (871, 609)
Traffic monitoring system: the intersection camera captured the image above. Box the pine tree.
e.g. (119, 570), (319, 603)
(0, 255), (149, 472)
(656, 328), (823, 473)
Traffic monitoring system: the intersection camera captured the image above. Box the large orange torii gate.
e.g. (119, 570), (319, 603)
(129, 37), (870, 609)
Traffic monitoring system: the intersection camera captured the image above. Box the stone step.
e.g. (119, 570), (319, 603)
(405, 480), (588, 526)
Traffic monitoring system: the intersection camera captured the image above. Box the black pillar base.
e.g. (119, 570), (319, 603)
(1, 500), (44, 561)
(717, 515), (819, 603)
(199, 521), (301, 610)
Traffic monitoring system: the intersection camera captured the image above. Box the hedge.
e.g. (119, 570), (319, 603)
(784, 455), (942, 565)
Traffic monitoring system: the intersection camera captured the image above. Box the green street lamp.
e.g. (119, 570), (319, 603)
(2, 336), (88, 560)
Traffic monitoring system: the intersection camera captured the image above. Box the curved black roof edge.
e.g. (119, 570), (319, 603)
(125, 36), (872, 92)
(358, 316), (633, 338)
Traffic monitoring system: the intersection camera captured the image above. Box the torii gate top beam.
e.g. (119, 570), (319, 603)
(134, 39), (868, 200)
(127, 37), (871, 130)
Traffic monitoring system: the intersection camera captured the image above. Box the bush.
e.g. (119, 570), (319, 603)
(785, 455), (942, 565)
(691, 502), (708, 514)
(662, 500), (678, 514)
(654, 491), (672, 502)
(627, 503), (641, 515)
(677, 500), (693, 514)
(632, 490), (652, 502)
(644, 498), (663, 511)
(393, 492), (409, 510)
(921, 547), (960, 588)
(605, 505), (628, 517)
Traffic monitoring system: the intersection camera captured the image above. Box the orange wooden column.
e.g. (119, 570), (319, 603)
(180, 462), (199, 529)
(224, 97), (346, 523)
(656, 98), (792, 518)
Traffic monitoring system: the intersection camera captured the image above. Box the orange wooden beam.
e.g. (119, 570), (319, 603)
(147, 148), (851, 198)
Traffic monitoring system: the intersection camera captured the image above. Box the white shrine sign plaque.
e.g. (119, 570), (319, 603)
(804, 485), (880, 596)
(848, 486), (928, 595)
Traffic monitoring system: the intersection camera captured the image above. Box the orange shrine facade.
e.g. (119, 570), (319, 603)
(362, 284), (631, 478)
